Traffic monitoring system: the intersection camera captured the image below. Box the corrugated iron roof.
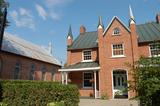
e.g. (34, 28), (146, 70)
(2, 32), (61, 66)
(63, 61), (99, 69)
(137, 22), (160, 43)
(68, 22), (160, 50)
(68, 31), (98, 50)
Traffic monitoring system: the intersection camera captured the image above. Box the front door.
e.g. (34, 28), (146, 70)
(113, 71), (128, 98)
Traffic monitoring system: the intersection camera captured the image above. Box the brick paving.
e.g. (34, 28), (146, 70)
(79, 99), (139, 106)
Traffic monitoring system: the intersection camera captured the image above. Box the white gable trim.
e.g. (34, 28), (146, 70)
(103, 16), (131, 36)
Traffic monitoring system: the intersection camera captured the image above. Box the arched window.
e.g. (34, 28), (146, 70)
(51, 68), (56, 81)
(14, 62), (21, 79)
(41, 65), (46, 81)
(51, 72), (55, 81)
(29, 64), (35, 80)
(113, 27), (120, 35)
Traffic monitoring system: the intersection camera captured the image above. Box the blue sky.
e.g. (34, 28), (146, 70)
(6, 0), (160, 63)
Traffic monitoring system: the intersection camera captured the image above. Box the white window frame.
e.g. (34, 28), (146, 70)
(112, 27), (121, 35)
(111, 43), (125, 57)
(82, 50), (92, 62)
(149, 43), (160, 57)
(83, 72), (93, 88)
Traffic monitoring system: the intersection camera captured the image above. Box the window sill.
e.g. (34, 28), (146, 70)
(112, 33), (121, 36)
(82, 87), (93, 90)
(81, 60), (93, 62)
(149, 55), (160, 58)
(111, 55), (126, 58)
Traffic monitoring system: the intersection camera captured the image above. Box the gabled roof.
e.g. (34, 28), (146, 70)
(2, 32), (61, 66)
(68, 31), (98, 50)
(103, 16), (131, 35)
(68, 19), (160, 50)
(137, 22), (160, 43)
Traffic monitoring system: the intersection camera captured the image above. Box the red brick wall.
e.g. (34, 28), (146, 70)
(138, 43), (150, 57)
(98, 18), (137, 99)
(0, 51), (61, 81)
(69, 71), (94, 97)
(67, 48), (98, 65)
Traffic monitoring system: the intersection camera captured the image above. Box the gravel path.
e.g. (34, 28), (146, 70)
(79, 99), (139, 106)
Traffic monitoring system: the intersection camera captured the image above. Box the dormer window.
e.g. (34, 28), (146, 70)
(113, 27), (120, 35)
(83, 50), (92, 61)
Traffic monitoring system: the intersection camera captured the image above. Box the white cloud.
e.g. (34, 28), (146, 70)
(50, 12), (60, 20)
(35, 4), (47, 20)
(45, 0), (72, 7)
(43, 0), (73, 21)
(10, 8), (35, 30)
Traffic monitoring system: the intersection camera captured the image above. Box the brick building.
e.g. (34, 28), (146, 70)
(0, 32), (61, 81)
(59, 7), (160, 99)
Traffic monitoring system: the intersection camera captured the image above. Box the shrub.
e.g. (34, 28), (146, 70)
(101, 93), (109, 100)
(0, 80), (79, 106)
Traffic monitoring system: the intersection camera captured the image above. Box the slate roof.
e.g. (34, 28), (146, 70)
(2, 32), (61, 66)
(68, 31), (98, 50)
(68, 22), (160, 50)
(63, 61), (99, 69)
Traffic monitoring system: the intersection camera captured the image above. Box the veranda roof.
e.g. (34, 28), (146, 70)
(59, 61), (100, 72)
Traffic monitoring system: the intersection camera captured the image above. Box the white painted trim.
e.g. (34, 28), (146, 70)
(61, 72), (64, 84)
(111, 69), (129, 99)
(65, 72), (68, 85)
(103, 16), (131, 36)
(82, 49), (92, 61)
(111, 71), (114, 99)
(59, 67), (100, 72)
(98, 25), (103, 29)
(130, 20), (135, 24)
(149, 45), (152, 57)
(112, 33), (121, 36)
(83, 72), (93, 88)
(148, 44), (160, 57)
(112, 27), (121, 35)
(81, 60), (93, 62)
(67, 36), (71, 39)
(94, 71), (97, 98)
(111, 43), (125, 57)
(111, 55), (126, 58)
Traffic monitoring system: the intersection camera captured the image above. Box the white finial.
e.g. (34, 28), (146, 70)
(98, 16), (104, 29)
(129, 5), (135, 24)
(48, 42), (52, 54)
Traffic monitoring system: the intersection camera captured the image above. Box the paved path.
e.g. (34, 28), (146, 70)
(79, 99), (139, 106)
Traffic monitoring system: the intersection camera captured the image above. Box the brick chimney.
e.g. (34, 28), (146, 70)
(80, 25), (86, 34)
(156, 13), (160, 24)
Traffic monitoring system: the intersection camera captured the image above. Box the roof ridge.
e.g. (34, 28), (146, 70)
(4, 32), (51, 57)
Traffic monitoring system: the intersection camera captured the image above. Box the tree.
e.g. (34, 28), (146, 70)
(0, 0), (8, 27)
(0, 0), (8, 50)
(129, 55), (160, 106)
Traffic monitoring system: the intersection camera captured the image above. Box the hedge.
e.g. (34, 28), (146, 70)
(0, 80), (79, 106)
